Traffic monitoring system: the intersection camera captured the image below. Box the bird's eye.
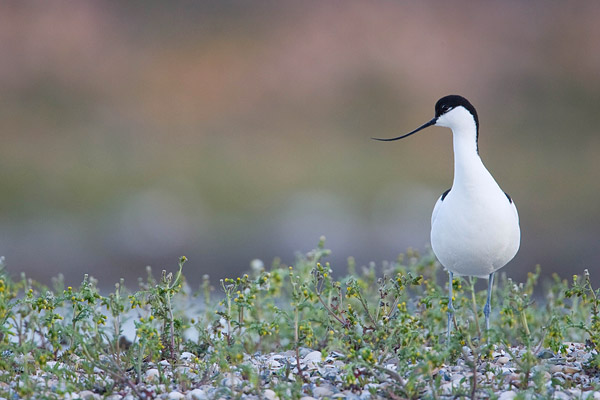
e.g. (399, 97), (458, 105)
(441, 105), (451, 112)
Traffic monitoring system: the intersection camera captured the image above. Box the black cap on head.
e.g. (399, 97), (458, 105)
(435, 95), (479, 132)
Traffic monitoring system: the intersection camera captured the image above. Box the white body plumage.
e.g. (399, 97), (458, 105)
(430, 105), (520, 278)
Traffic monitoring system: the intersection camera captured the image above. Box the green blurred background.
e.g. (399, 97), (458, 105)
(1, 1), (599, 287)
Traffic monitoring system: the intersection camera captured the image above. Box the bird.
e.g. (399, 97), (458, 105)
(373, 95), (520, 340)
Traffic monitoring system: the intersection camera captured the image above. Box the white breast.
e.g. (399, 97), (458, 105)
(430, 180), (520, 278)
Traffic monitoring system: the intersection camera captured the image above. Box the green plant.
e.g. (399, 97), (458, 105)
(0, 241), (600, 398)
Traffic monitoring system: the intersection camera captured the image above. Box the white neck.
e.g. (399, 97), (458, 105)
(451, 124), (494, 191)
(435, 106), (498, 192)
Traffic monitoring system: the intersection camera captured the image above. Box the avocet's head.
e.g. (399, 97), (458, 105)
(373, 95), (479, 147)
(434, 95), (478, 132)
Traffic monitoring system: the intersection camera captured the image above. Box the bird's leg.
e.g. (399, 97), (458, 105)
(483, 272), (495, 331)
(447, 271), (455, 341)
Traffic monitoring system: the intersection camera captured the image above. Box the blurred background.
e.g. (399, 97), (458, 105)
(1, 1), (599, 288)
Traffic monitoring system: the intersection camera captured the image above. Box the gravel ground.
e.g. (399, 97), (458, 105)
(4, 342), (600, 399)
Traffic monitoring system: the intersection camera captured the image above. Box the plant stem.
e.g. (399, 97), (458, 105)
(314, 290), (349, 327)
(226, 291), (233, 345)
(294, 306), (306, 382)
(166, 291), (176, 359)
(520, 310), (530, 337)
(469, 277), (481, 339)
(356, 292), (377, 327)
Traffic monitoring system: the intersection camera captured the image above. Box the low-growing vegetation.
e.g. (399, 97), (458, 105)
(0, 237), (599, 399)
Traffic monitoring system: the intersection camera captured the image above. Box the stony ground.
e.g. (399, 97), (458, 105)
(3, 252), (599, 399)
(5, 342), (600, 399)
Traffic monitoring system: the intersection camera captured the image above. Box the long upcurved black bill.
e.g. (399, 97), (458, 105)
(372, 117), (437, 142)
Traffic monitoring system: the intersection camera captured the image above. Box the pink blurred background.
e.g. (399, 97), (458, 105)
(1, 1), (599, 287)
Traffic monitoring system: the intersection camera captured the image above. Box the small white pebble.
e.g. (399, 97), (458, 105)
(498, 390), (517, 400)
(451, 373), (465, 382)
(263, 389), (277, 400)
(168, 391), (185, 400)
(186, 389), (207, 400)
(542, 371), (551, 380)
(313, 386), (333, 397)
(550, 365), (563, 374)
(303, 351), (322, 363)
(222, 373), (242, 387)
(563, 365), (580, 374)
(144, 368), (160, 383)
(180, 351), (194, 361)
(78, 391), (100, 400)
(553, 392), (570, 400)
(497, 356), (510, 364)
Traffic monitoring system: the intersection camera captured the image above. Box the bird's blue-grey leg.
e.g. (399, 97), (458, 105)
(483, 272), (495, 331)
(447, 271), (455, 340)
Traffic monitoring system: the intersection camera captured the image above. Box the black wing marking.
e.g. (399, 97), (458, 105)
(441, 188), (451, 201)
(504, 192), (513, 204)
